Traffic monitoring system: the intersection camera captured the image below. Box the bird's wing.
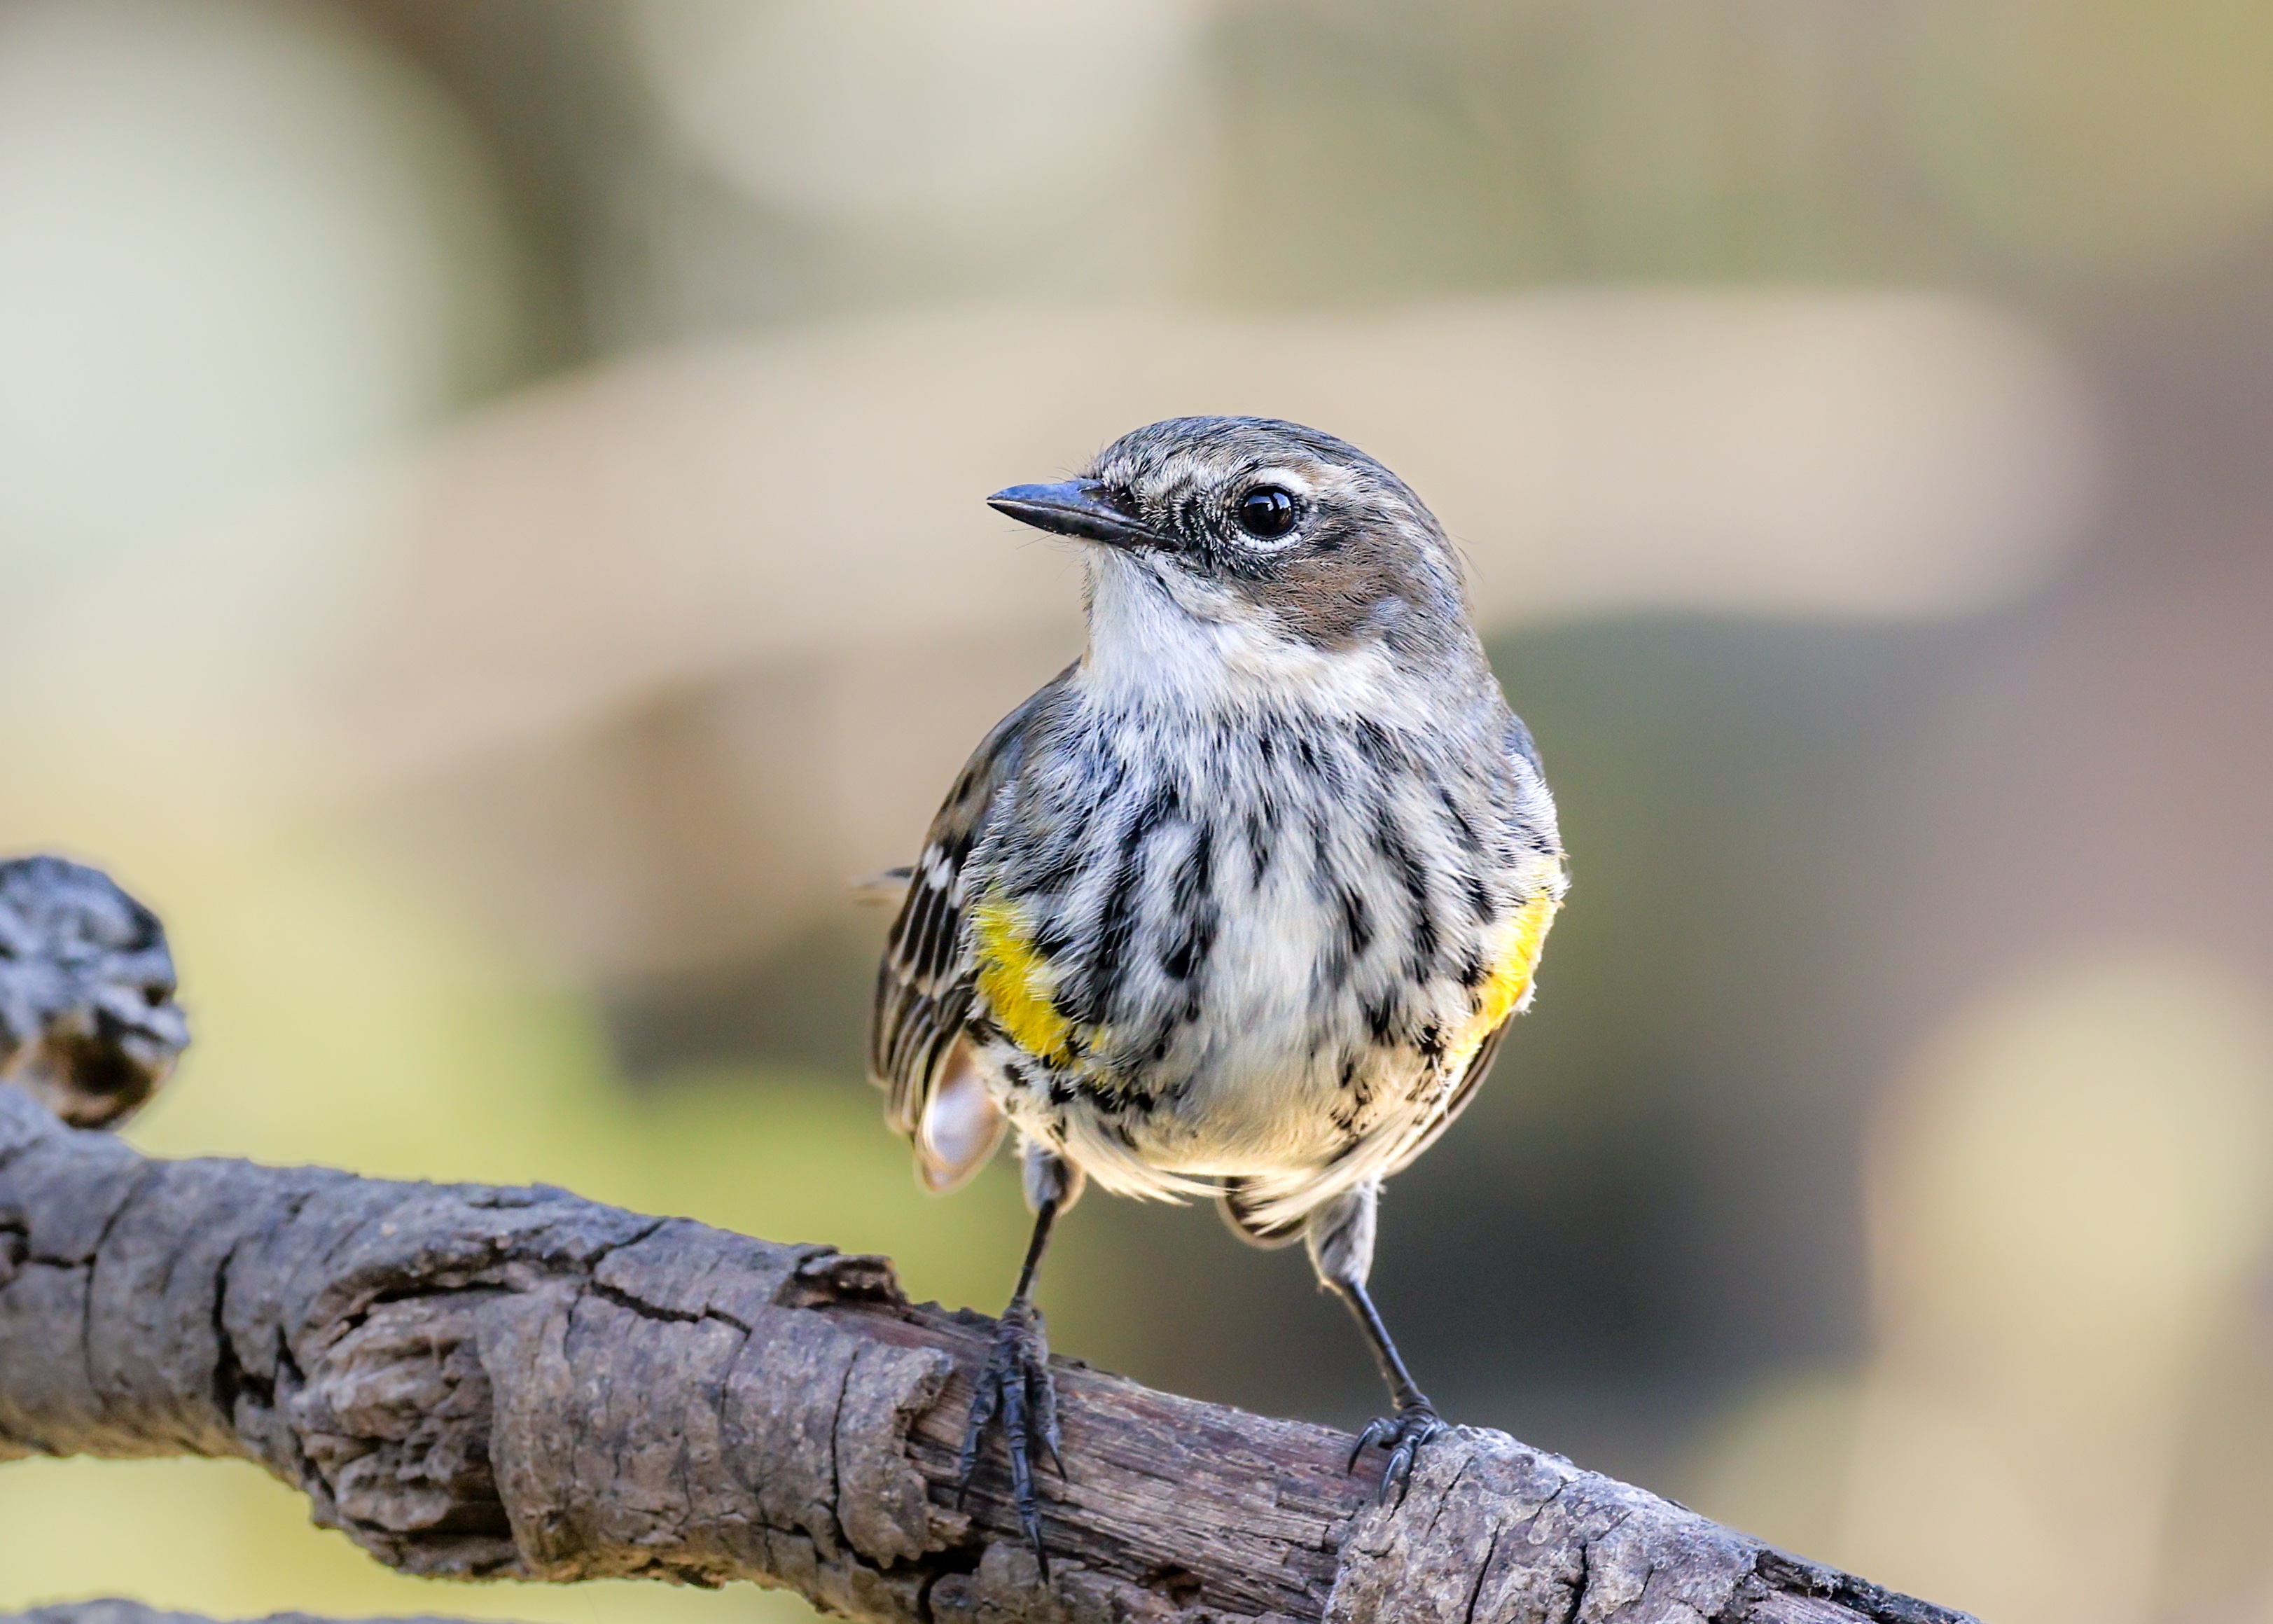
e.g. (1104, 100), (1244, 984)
(868, 672), (1066, 1191)
(1377, 1011), (1515, 1184)
(1380, 805), (1565, 1183)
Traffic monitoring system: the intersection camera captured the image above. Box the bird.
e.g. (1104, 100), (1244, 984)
(868, 416), (1565, 1562)
(0, 854), (189, 1130)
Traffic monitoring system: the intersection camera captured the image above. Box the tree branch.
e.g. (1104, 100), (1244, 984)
(0, 1081), (1967, 1624)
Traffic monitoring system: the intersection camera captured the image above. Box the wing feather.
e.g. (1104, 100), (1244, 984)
(1382, 723), (1566, 1181)
(868, 672), (1068, 1173)
(1379, 1013), (1513, 1181)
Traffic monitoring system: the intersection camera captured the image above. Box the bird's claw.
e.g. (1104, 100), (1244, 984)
(1348, 1402), (1445, 1505)
(957, 1300), (1062, 1576)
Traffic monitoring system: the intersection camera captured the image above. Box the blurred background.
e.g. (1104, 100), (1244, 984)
(1, 2), (2271, 1620)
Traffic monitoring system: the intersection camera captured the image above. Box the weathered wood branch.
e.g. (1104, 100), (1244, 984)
(0, 1081), (1966, 1624)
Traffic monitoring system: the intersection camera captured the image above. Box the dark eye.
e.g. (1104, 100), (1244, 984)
(1235, 485), (1298, 539)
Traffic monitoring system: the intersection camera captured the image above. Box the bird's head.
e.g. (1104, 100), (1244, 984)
(988, 417), (1482, 692)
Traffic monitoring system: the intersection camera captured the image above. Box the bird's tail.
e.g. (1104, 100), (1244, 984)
(1216, 1177), (1307, 1249)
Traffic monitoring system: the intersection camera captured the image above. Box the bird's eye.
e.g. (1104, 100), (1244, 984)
(1235, 486), (1298, 539)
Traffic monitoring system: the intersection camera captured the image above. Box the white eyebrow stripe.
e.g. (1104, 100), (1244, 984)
(1242, 466), (1316, 498)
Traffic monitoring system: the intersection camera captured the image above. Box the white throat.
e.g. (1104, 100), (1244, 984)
(1076, 551), (1428, 721)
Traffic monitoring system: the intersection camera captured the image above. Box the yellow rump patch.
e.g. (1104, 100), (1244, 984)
(1448, 892), (1559, 1074)
(973, 896), (1076, 1067)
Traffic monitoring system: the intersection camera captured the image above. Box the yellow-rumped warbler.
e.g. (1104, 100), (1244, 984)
(870, 417), (1565, 1557)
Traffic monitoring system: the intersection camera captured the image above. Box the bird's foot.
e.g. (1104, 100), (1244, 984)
(957, 1299), (1062, 1574)
(1348, 1400), (1446, 1505)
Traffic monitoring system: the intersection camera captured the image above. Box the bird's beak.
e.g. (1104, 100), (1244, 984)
(987, 480), (1165, 550)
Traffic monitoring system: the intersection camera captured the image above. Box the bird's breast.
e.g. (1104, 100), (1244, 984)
(968, 699), (1560, 1183)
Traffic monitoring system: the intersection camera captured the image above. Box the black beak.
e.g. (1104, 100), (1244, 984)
(987, 480), (1165, 549)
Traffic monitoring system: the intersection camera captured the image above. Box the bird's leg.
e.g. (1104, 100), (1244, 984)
(1333, 1274), (1447, 1497)
(959, 1146), (1080, 1575)
(1307, 1182), (1446, 1504)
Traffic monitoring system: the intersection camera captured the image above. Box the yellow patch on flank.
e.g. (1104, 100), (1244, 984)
(973, 896), (1076, 1066)
(1448, 893), (1559, 1074)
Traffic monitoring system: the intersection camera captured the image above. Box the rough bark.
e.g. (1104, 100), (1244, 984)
(0, 1083), (1970, 1624)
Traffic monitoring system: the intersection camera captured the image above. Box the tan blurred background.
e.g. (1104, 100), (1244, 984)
(3, 2), (2272, 1620)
